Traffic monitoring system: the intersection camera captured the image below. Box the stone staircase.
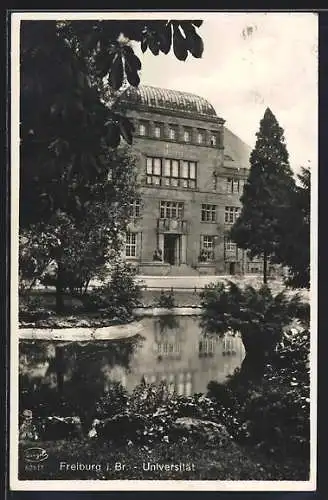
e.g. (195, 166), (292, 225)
(166, 264), (199, 276)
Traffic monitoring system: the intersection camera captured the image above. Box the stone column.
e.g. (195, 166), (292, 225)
(192, 127), (198, 144)
(148, 121), (155, 138)
(178, 124), (184, 142)
(180, 234), (187, 264)
(163, 122), (170, 140)
(158, 233), (164, 261)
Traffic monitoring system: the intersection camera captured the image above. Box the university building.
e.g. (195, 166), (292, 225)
(121, 85), (264, 276)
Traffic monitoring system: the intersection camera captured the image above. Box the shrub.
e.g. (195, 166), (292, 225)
(207, 328), (310, 459)
(82, 262), (142, 321)
(95, 382), (129, 420)
(155, 289), (175, 308)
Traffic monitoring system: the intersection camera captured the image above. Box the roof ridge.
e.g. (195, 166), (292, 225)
(124, 85), (218, 118)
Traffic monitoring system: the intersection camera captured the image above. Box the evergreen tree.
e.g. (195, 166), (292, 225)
(230, 108), (296, 283)
(274, 167), (310, 288)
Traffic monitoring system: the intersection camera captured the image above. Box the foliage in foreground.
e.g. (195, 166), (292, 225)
(208, 327), (310, 460)
(19, 436), (308, 481)
(20, 323), (310, 465)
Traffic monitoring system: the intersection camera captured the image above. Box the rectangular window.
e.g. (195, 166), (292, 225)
(227, 178), (244, 193)
(225, 206), (240, 224)
(183, 129), (191, 142)
(200, 235), (215, 260)
(129, 200), (141, 218)
(169, 126), (177, 140)
(146, 157), (197, 188)
(224, 237), (237, 252)
(210, 134), (217, 146)
(201, 204), (217, 222)
(197, 130), (205, 144)
(125, 232), (137, 257)
(154, 124), (162, 138)
(139, 122), (147, 136)
(146, 157), (162, 185)
(160, 201), (184, 219)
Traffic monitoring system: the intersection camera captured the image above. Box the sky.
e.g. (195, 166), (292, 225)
(133, 12), (318, 174)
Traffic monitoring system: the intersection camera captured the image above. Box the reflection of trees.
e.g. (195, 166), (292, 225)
(157, 314), (180, 334)
(19, 336), (143, 421)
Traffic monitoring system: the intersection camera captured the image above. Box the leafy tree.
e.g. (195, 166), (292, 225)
(230, 108), (296, 284)
(20, 20), (205, 310)
(273, 167), (310, 289)
(20, 146), (138, 312)
(199, 281), (305, 380)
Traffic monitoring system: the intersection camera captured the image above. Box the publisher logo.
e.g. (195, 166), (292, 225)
(24, 447), (48, 463)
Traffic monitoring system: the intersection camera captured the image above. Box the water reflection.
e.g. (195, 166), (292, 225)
(19, 316), (245, 398)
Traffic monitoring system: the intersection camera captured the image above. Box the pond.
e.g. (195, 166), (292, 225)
(19, 316), (245, 399)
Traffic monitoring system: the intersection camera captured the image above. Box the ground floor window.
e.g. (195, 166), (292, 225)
(125, 232), (137, 258)
(225, 206), (240, 224)
(200, 235), (215, 261)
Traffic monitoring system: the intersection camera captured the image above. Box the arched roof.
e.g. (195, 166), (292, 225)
(123, 85), (218, 118)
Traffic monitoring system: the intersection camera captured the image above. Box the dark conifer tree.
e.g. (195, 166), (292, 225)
(230, 108), (296, 283)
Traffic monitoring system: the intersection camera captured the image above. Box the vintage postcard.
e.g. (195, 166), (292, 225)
(9, 10), (318, 492)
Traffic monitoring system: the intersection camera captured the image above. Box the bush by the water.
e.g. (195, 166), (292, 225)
(154, 289), (175, 308)
(81, 263), (142, 321)
(207, 328), (310, 460)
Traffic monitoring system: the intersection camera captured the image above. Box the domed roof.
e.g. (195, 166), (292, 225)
(123, 85), (218, 118)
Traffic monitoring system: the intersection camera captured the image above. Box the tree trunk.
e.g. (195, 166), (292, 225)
(240, 332), (267, 381)
(55, 264), (65, 313)
(55, 345), (65, 393)
(263, 251), (268, 284)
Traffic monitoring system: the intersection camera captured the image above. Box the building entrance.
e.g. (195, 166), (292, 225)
(164, 234), (179, 265)
(229, 262), (236, 275)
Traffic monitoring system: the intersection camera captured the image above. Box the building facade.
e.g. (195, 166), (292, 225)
(121, 85), (263, 276)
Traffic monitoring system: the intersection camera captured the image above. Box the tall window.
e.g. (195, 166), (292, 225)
(200, 235), (215, 260)
(210, 134), (217, 146)
(180, 160), (196, 188)
(222, 332), (237, 355)
(146, 157), (161, 185)
(163, 159), (180, 187)
(169, 126), (177, 140)
(139, 122), (147, 136)
(154, 124), (161, 138)
(125, 232), (137, 257)
(146, 157), (197, 188)
(225, 206), (240, 224)
(183, 129), (191, 142)
(197, 130), (205, 144)
(227, 178), (243, 193)
(129, 200), (141, 218)
(160, 201), (184, 219)
(201, 204), (217, 222)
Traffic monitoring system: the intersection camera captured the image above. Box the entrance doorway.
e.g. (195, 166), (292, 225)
(229, 262), (236, 275)
(164, 234), (179, 265)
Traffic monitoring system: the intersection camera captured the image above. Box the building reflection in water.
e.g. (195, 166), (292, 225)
(123, 316), (245, 395)
(19, 316), (246, 397)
